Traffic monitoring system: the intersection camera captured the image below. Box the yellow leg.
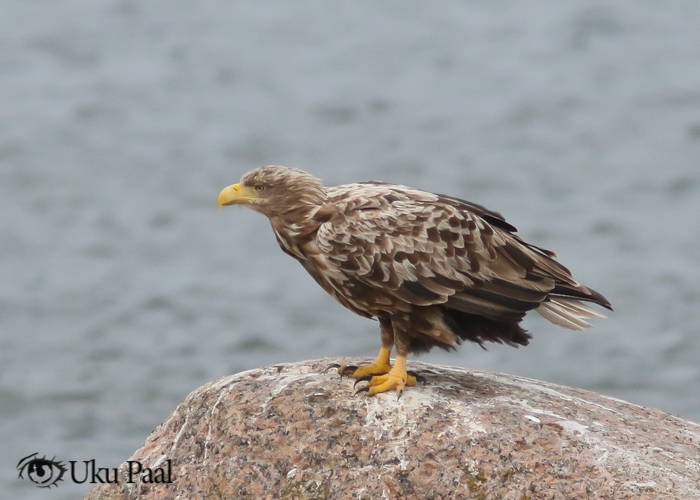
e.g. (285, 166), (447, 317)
(357, 353), (417, 396)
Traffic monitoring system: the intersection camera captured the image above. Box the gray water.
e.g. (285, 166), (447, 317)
(2, 1), (700, 498)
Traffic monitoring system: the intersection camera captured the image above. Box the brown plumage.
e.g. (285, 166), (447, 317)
(218, 165), (612, 395)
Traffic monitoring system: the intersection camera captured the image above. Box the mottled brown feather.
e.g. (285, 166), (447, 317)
(227, 166), (612, 355)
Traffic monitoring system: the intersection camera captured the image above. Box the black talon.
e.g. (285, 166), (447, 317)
(354, 375), (374, 388)
(338, 365), (358, 379)
(397, 389), (403, 400)
(354, 385), (370, 395)
(326, 363), (359, 379)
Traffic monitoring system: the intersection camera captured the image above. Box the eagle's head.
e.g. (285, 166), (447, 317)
(218, 165), (327, 219)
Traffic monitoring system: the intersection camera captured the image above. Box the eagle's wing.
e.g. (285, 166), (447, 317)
(315, 183), (610, 329)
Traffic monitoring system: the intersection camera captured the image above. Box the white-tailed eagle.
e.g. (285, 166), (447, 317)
(218, 166), (612, 395)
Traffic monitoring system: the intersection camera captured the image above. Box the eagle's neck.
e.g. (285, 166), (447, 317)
(269, 187), (326, 227)
(267, 193), (329, 260)
(269, 215), (321, 261)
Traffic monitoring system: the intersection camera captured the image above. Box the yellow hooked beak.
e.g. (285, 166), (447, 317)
(217, 183), (259, 209)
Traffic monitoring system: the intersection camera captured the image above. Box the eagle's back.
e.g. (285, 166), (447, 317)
(309, 182), (610, 338)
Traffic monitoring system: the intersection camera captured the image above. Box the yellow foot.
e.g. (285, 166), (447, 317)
(354, 370), (421, 397)
(336, 361), (392, 379)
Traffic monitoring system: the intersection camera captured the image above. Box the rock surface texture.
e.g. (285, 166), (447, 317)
(85, 358), (700, 500)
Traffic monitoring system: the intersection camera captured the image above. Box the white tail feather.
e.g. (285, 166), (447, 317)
(553, 297), (607, 319)
(536, 297), (607, 331)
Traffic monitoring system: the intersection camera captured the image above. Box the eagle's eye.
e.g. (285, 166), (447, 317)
(254, 185), (265, 192)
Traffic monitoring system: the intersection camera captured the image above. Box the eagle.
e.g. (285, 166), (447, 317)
(218, 166), (612, 396)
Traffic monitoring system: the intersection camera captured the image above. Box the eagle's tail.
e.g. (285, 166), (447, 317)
(536, 295), (610, 331)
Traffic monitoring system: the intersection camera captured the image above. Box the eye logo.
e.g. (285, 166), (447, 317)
(17, 453), (67, 488)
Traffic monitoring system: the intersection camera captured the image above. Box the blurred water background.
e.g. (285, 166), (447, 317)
(2, 1), (700, 498)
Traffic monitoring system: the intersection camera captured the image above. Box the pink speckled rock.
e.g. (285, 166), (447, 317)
(85, 358), (700, 500)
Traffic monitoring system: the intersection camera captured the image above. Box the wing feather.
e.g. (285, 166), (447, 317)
(314, 182), (608, 325)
